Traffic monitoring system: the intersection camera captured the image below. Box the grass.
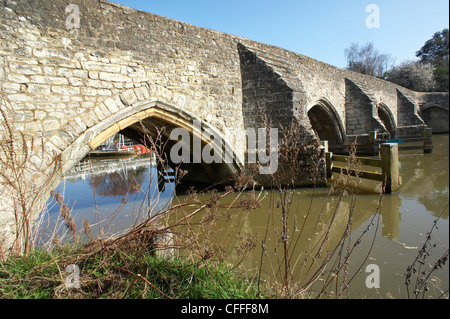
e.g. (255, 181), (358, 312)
(0, 246), (266, 299)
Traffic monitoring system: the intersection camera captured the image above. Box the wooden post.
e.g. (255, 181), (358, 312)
(321, 140), (329, 153)
(423, 127), (433, 153)
(369, 131), (377, 154)
(369, 131), (377, 144)
(381, 143), (399, 194)
(326, 152), (333, 178)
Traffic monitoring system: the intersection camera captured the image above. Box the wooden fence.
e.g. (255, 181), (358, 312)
(328, 128), (433, 155)
(370, 128), (433, 153)
(324, 142), (400, 194)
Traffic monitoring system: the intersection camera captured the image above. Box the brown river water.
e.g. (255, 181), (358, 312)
(40, 134), (449, 299)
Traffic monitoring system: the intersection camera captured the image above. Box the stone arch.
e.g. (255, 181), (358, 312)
(58, 99), (243, 187)
(420, 104), (449, 134)
(0, 88), (245, 256)
(377, 103), (396, 137)
(307, 99), (345, 146)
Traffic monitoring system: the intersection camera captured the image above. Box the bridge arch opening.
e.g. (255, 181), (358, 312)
(32, 100), (243, 246)
(420, 105), (449, 134)
(74, 100), (242, 188)
(377, 103), (396, 137)
(307, 100), (344, 148)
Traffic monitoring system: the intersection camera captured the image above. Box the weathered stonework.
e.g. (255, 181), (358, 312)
(0, 0), (448, 256)
(417, 92), (450, 134)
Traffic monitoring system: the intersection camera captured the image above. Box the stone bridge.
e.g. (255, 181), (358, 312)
(0, 0), (448, 255)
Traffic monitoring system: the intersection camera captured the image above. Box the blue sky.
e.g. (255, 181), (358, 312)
(110, 0), (449, 69)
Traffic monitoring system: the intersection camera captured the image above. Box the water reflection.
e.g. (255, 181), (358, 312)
(90, 168), (146, 197)
(399, 135), (449, 219)
(36, 153), (175, 245)
(35, 135), (448, 298)
(168, 134), (448, 298)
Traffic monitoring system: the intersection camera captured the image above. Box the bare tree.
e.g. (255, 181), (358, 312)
(345, 42), (395, 78)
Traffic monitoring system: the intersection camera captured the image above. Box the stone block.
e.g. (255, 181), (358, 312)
(7, 73), (29, 83)
(73, 116), (87, 132)
(49, 134), (68, 151)
(32, 48), (59, 58)
(25, 121), (43, 131)
(81, 87), (97, 96)
(27, 84), (50, 95)
(43, 119), (61, 131)
(120, 89), (137, 106)
(79, 112), (97, 128)
(9, 62), (42, 75)
(2, 82), (21, 93)
(88, 71), (99, 79)
(13, 110), (34, 122)
(72, 69), (89, 78)
(97, 89), (113, 96)
(134, 86), (150, 101)
(93, 105), (107, 121)
(7, 94), (32, 102)
(82, 61), (121, 73)
(104, 98), (120, 113)
(29, 75), (69, 85)
(98, 103), (112, 118)
(68, 77), (83, 86)
(99, 72), (130, 82)
(51, 86), (80, 96)
(85, 79), (113, 89)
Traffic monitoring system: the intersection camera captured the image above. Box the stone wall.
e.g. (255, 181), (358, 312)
(417, 92), (449, 134)
(344, 78), (386, 136)
(238, 44), (297, 130)
(0, 0), (249, 169)
(1, 0), (446, 171)
(236, 36), (444, 142)
(0, 0), (448, 256)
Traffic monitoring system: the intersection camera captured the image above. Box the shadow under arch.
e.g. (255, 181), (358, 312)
(377, 103), (396, 137)
(419, 104), (449, 134)
(58, 99), (243, 191)
(307, 99), (345, 147)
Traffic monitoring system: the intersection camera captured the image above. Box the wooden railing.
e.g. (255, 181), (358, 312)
(324, 142), (400, 194)
(371, 128), (433, 153)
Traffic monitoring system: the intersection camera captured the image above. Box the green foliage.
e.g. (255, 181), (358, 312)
(416, 29), (449, 67)
(0, 248), (264, 299)
(416, 28), (449, 92)
(381, 29), (449, 92)
(433, 65), (449, 92)
(125, 257), (261, 299)
(0, 250), (61, 298)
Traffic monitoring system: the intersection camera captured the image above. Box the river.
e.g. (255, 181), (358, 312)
(37, 134), (449, 299)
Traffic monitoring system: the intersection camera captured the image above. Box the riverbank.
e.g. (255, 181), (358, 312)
(0, 244), (267, 299)
(2, 135), (448, 299)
